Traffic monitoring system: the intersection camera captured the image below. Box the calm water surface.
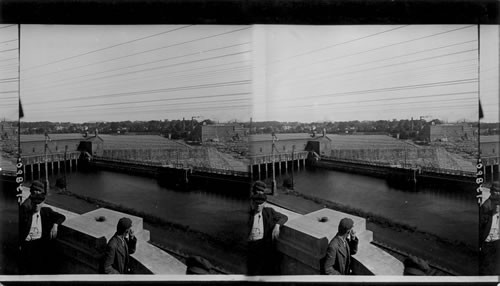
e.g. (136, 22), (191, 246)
(286, 168), (477, 246)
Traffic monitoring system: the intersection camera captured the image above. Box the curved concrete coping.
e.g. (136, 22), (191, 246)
(43, 203), (186, 275)
(268, 203), (403, 275)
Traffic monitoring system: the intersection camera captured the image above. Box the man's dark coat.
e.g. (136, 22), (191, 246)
(19, 198), (66, 243)
(102, 234), (137, 274)
(323, 234), (359, 275)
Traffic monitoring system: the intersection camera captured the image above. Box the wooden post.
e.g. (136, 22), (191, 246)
(30, 164), (33, 181)
(258, 163), (261, 180)
(490, 164), (494, 184)
(285, 154), (288, 174)
(44, 133), (49, 188)
(271, 139), (276, 195)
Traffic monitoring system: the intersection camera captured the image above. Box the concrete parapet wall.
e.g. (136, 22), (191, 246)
(272, 206), (402, 275)
(46, 204), (185, 274)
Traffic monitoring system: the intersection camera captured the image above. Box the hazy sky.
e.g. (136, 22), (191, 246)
(0, 24), (18, 121)
(16, 25), (252, 123)
(0, 25), (498, 123)
(252, 25), (499, 123)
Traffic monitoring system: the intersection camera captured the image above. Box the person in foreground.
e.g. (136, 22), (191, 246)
(102, 217), (137, 274)
(322, 217), (359, 275)
(403, 255), (430, 275)
(247, 184), (288, 275)
(19, 180), (66, 274)
(478, 181), (500, 275)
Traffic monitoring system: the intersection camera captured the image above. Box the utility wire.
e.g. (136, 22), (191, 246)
(24, 50), (251, 92)
(26, 80), (251, 105)
(23, 26), (251, 78)
(0, 25), (16, 30)
(24, 42), (250, 88)
(23, 67), (251, 104)
(28, 102), (252, 115)
(0, 39), (17, 45)
(269, 25), (475, 76)
(272, 48), (477, 90)
(285, 96), (476, 110)
(22, 59), (251, 94)
(307, 78), (477, 100)
(21, 25), (193, 72)
(53, 97), (252, 112)
(0, 57), (18, 62)
(0, 48), (17, 53)
(274, 39), (477, 86)
(26, 40), (249, 85)
(269, 25), (409, 65)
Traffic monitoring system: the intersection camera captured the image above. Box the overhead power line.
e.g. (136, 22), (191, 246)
(273, 39), (477, 86)
(22, 25), (193, 72)
(23, 61), (251, 97)
(23, 42), (250, 89)
(24, 50), (251, 92)
(272, 48), (478, 92)
(0, 25), (15, 30)
(0, 48), (17, 53)
(269, 25), (410, 66)
(50, 97), (252, 113)
(307, 78), (477, 100)
(270, 25), (475, 76)
(23, 26), (251, 78)
(26, 81), (251, 105)
(0, 39), (17, 45)
(25, 41), (249, 84)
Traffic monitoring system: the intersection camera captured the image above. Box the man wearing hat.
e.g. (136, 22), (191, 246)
(102, 217), (137, 274)
(322, 217), (359, 275)
(251, 180), (268, 195)
(479, 181), (500, 275)
(403, 255), (430, 275)
(186, 255), (216, 274)
(19, 180), (66, 274)
(247, 183), (288, 275)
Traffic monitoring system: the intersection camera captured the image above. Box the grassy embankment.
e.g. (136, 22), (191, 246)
(287, 189), (475, 251)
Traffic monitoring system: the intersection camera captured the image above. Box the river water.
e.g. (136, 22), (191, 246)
(62, 167), (477, 246)
(59, 169), (250, 245)
(284, 168), (477, 246)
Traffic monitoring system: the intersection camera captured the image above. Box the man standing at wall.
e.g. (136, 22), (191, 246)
(247, 182), (288, 275)
(102, 217), (137, 274)
(19, 180), (66, 274)
(479, 181), (500, 275)
(322, 217), (359, 275)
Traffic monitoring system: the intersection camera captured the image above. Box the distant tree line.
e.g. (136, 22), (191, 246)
(20, 119), (215, 140)
(18, 119), (499, 141)
(247, 119), (448, 140)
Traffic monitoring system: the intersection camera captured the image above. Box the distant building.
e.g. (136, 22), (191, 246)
(0, 122), (16, 139)
(20, 133), (85, 156)
(481, 135), (500, 158)
(422, 123), (475, 142)
(201, 124), (247, 142)
(250, 132), (332, 156)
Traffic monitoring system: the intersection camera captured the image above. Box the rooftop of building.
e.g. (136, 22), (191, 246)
(481, 135), (500, 143)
